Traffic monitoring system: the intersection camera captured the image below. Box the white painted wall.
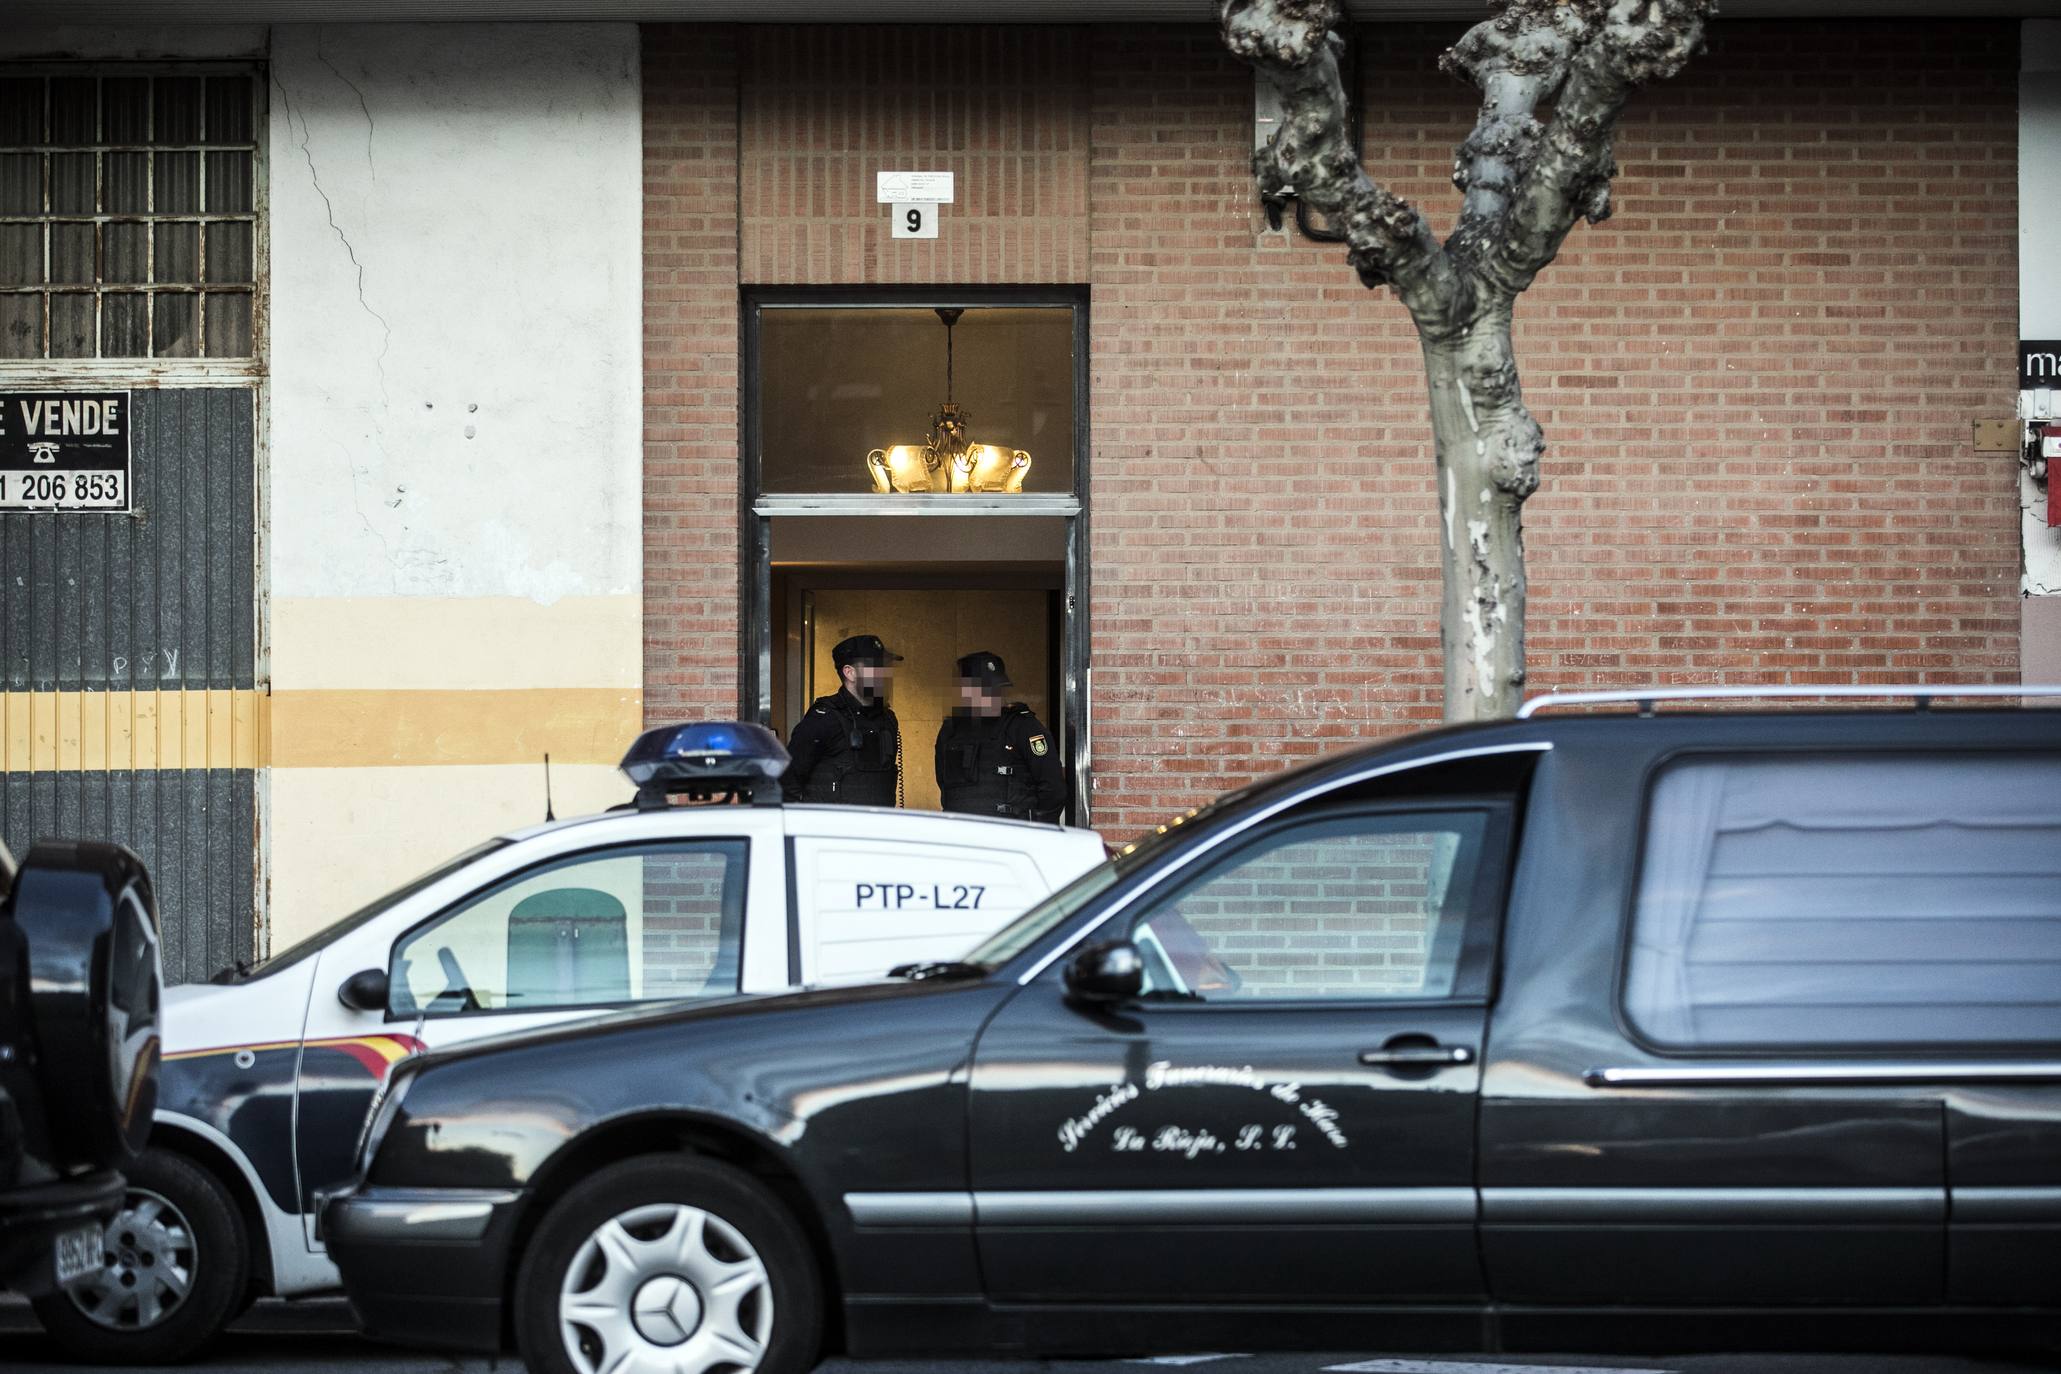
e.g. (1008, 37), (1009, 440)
(268, 22), (642, 603)
(266, 24), (647, 945)
(2021, 20), (2061, 599)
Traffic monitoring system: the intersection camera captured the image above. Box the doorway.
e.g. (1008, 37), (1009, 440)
(774, 566), (1063, 810)
(742, 288), (1089, 822)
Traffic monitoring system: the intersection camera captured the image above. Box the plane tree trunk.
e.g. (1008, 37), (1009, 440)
(1422, 314), (1541, 721)
(1221, 0), (1713, 720)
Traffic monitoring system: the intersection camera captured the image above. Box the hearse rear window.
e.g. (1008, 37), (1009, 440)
(1624, 752), (2061, 1049)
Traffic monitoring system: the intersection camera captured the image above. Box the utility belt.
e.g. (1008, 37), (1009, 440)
(940, 756), (1029, 818)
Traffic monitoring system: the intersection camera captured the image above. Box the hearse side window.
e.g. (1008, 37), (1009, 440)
(389, 841), (748, 1018)
(1127, 811), (1490, 1003)
(1625, 753), (2061, 1049)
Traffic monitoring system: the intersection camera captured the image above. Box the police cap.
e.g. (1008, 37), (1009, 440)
(831, 634), (902, 670)
(955, 650), (1012, 690)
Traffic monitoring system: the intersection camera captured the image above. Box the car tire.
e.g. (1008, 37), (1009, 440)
(514, 1154), (822, 1374)
(30, 1147), (249, 1364)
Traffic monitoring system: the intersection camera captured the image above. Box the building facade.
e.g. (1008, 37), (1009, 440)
(0, 6), (2052, 972)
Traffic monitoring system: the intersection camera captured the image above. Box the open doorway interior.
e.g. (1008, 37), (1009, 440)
(771, 517), (1065, 811)
(746, 292), (1088, 823)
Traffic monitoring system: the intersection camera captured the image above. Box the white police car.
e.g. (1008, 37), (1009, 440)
(33, 722), (1104, 1363)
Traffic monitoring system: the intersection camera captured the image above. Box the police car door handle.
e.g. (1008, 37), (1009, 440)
(1358, 1043), (1475, 1068)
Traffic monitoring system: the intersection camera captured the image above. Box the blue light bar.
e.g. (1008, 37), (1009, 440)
(620, 721), (790, 791)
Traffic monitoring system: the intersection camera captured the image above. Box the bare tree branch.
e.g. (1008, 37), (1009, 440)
(1220, 0), (1712, 719)
(1440, 3), (1580, 273)
(1455, 0), (1715, 301)
(1221, 0), (1468, 331)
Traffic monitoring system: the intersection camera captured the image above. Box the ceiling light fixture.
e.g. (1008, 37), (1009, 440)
(865, 308), (1031, 494)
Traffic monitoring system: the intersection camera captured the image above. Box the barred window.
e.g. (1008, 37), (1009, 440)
(0, 71), (259, 361)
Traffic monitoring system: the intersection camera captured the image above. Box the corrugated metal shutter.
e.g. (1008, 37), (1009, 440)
(0, 386), (258, 983)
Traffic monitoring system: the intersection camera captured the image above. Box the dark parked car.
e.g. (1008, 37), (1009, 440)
(1, 840), (162, 1300)
(325, 688), (2061, 1374)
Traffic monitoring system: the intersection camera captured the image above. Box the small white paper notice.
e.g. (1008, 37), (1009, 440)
(876, 171), (954, 203)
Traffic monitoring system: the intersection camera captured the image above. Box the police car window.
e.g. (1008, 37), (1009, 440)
(1626, 752), (2061, 1049)
(238, 839), (512, 981)
(1129, 812), (1488, 1003)
(388, 841), (748, 1018)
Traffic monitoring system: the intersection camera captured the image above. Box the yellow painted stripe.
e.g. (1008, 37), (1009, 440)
(269, 687), (642, 768)
(1, 687), (643, 772)
(2, 690), (266, 772)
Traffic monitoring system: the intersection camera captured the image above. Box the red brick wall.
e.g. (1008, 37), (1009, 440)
(642, 21), (2023, 838)
(1086, 21), (2020, 835)
(644, 26), (742, 724)
(640, 849), (738, 996)
(739, 26), (1090, 284)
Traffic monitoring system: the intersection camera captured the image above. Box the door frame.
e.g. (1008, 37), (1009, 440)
(739, 285), (1093, 823)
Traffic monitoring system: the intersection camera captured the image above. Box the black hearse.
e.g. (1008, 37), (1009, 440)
(324, 688), (2061, 1374)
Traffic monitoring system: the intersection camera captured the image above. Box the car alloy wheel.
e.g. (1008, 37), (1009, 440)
(66, 1186), (196, 1331)
(32, 1147), (248, 1363)
(559, 1201), (773, 1374)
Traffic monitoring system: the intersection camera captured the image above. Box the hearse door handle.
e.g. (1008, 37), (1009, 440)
(1358, 1042), (1475, 1069)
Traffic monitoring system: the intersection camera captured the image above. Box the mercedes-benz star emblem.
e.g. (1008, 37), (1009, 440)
(631, 1275), (703, 1347)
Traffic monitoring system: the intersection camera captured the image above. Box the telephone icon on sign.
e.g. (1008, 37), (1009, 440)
(28, 442), (58, 465)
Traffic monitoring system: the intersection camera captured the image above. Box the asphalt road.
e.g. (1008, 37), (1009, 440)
(0, 1341), (2055, 1374)
(0, 1304), (2054, 1374)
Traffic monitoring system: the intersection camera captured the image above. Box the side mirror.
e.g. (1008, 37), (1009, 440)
(1063, 939), (1144, 1006)
(337, 967), (390, 1014)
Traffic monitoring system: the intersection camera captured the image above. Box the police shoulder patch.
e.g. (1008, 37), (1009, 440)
(1028, 735), (1049, 756)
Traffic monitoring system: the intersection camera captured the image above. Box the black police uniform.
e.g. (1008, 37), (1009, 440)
(934, 651), (1065, 823)
(783, 636), (902, 806)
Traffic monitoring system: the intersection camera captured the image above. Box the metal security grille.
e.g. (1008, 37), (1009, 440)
(3, 771), (256, 985)
(0, 387), (259, 982)
(0, 70), (259, 361)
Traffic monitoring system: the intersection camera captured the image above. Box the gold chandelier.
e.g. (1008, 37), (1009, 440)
(866, 308), (1031, 494)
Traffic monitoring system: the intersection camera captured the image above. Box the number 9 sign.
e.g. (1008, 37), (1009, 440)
(890, 202), (938, 240)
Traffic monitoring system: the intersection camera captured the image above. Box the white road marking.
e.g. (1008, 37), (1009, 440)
(1124, 1358), (1250, 1367)
(1325, 1364), (1675, 1374)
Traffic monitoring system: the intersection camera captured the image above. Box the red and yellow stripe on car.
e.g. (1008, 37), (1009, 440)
(166, 1033), (426, 1078)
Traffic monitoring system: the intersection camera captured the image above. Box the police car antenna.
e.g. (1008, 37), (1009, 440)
(543, 753), (556, 822)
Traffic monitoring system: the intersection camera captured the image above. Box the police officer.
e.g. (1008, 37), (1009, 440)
(934, 651), (1065, 823)
(784, 634), (903, 806)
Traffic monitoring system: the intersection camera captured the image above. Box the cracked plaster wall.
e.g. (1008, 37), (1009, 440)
(268, 23), (641, 605)
(265, 24), (646, 943)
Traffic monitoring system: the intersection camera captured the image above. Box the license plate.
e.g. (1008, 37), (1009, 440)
(54, 1223), (103, 1287)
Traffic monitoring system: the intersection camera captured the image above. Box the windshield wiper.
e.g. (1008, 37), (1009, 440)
(886, 960), (987, 982)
